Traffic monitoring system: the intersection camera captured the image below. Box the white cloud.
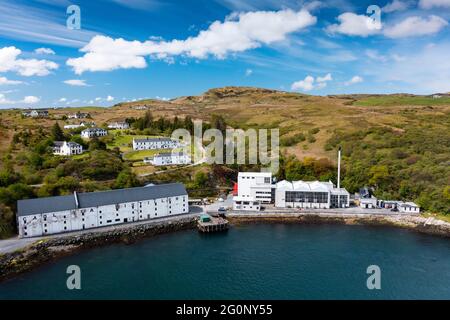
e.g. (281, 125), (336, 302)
(384, 15), (448, 38)
(0, 93), (11, 104)
(0, 46), (58, 76)
(419, 0), (450, 9)
(63, 79), (89, 86)
(327, 12), (380, 37)
(34, 47), (55, 55)
(370, 42), (450, 93)
(345, 75), (363, 86)
(317, 73), (332, 82)
(22, 96), (40, 104)
(291, 73), (332, 91)
(95, 97), (102, 101)
(0, 76), (23, 85)
(365, 49), (388, 62)
(67, 9), (317, 74)
(245, 68), (253, 76)
(382, 0), (412, 13)
(59, 97), (67, 102)
(0, 1), (99, 48)
(106, 95), (114, 102)
(292, 75), (315, 91)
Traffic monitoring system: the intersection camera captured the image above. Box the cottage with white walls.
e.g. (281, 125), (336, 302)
(68, 112), (90, 119)
(53, 141), (83, 156)
(143, 152), (191, 166)
(64, 123), (86, 130)
(22, 110), (49, 118)
(398, 202), (420, 213)
(132, 137), (180, 151)
(108, 121), (130, 130)
(17, 183), (189, 238)
(81, 127), (108, 139)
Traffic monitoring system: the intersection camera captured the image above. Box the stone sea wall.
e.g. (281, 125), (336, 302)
(227, 213), (450, 238)
(1, 212), (449, 283)
(0, 216), (197, 282)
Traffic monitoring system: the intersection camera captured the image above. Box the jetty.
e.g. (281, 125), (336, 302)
(197, 214), (229, 233)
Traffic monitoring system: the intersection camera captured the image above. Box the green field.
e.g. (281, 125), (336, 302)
(123, 149), (161, 161)
(353, 96), (450, 107)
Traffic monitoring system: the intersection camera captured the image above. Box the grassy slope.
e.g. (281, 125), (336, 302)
(0, 87), (449, 213)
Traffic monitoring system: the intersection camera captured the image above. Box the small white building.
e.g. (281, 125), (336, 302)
(81, 127), (108, 139)
(53, 141), (83, 156)
(359, 197), (378, 209)
(68, 112), (90, 119)
(398, 202), (420, 213)
(144, 152), (191, 166)
(22, 110), (48, 118)
(233, 172), (273, 211)
(108, 121), (130, 130)
(132, 137), (180, 151)
(64, 123), (86, 130)
(275, 180), (350, 209)
(17, 183), (189, 238)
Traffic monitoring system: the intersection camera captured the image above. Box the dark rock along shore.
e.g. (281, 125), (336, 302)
(1, 214), (449, 283)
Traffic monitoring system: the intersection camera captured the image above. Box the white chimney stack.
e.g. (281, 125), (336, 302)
(337, 147), (341, 189)
(74, 191), (79, 208)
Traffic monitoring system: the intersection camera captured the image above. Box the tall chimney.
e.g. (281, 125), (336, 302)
(337, 147), (341, 189)
(74, 191), (79, 208)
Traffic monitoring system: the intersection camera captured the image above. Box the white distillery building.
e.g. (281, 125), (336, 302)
(53, 141), (83, 156)
(108, 121), (130, 130)
(17, 183), (189, 238)
(132, 137), (180, 151)
(233, 172), (274, 211)
(81, 127), (108, 139)
(275, 180), (350, 209)
(143, 152), (191, 166)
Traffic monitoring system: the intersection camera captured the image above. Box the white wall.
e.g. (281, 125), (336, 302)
(18, 195), (189, 238)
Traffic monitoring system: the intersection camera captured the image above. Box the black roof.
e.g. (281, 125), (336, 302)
(17, 183), (187, 217)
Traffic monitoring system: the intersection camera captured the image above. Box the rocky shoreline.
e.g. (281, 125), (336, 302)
(228, 213), (450, 238)
(1, 213), (449, 283)
(0, 216), (197, 282)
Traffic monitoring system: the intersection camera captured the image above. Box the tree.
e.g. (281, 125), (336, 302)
(88, 137), (106, 151)
(194, 171), (208, 188)
(211, 114), (227, 135)
(51, 122), (65, 141)
(114, 168), (139, 189)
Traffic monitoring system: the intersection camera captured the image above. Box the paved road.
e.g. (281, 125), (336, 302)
(0, 208), (204, 255)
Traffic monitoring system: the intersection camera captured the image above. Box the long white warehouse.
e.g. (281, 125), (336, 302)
(17, 183), (189, 238)
(275, 180), (350, 209)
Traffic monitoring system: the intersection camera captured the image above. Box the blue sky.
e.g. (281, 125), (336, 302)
(0, 0), (449, 108)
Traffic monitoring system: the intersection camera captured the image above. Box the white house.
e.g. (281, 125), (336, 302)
(22, 110), (48, 118)
(16, 183), (189, 238)
(398, 202), (420, 213)
(275, 180), (350, 209)
(359, 197), (378, 209)
(108, 121), (130, 130)
(132, 137), (180, 151)
(68, 112), (90, 119)
(81, 127), (108, 139)
(143, 152), (191, 166)
(64, 123), (86, 130)
(53, 141), (83, 156)
(233, 172), (273, 211)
